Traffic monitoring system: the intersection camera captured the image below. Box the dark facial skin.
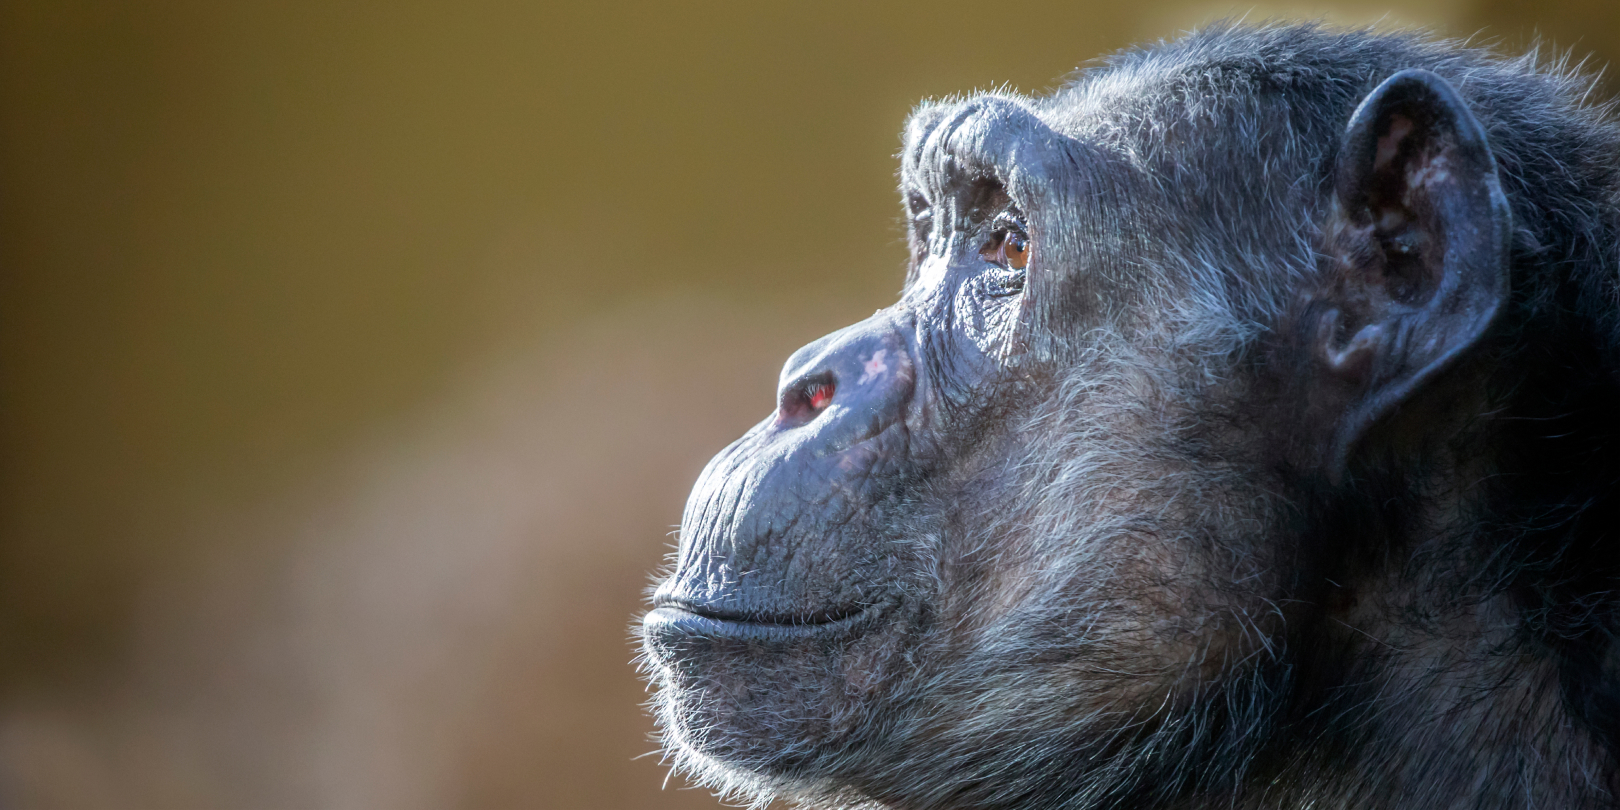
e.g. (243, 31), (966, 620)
(641, 25), (1620, 810)
(642, 104), (1048, 766)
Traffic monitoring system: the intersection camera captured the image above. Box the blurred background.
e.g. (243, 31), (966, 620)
(0, 0), (1615, 807)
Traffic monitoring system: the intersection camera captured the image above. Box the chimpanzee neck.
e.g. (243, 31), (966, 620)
(1280, 352), (1620, 808)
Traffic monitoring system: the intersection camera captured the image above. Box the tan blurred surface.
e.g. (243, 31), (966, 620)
(0, 1), (1615, 807)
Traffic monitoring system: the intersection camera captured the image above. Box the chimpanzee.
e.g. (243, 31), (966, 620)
(639, 23), (1620, 810)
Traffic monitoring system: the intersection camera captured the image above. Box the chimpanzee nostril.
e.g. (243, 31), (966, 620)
(805, 378), (835, 411)
(773, 312), (914, 436)
(778, 373), (837, 426)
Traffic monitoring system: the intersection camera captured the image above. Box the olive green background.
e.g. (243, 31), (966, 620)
(2, 1), (1615, 807)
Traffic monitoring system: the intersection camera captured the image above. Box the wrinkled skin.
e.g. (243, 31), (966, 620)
(641, 25), (1620, 810)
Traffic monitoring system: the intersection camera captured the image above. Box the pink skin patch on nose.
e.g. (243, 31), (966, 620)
(857, 349), (888, 385)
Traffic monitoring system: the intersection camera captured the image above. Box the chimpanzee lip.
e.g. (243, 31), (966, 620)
(645, 599), (879, 642)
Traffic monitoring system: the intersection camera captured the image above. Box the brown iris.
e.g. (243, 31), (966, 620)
(981, 230), (1030, 270)
(1003, 232), (1029, 269)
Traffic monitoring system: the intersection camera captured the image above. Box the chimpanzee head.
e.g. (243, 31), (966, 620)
(641, 24), (1620, 810)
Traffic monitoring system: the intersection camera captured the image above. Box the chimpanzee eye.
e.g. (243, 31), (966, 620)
(1002, 232), (1029, 270)
(979, 216), (1031, 282)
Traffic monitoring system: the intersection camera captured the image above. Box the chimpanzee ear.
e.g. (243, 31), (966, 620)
(1311, 69), (1511, 476)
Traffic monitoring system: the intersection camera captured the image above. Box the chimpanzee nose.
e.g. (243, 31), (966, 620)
(775, 313), (914, 434)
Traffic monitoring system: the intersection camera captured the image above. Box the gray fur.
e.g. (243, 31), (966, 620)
(640, 22), (1620, 810)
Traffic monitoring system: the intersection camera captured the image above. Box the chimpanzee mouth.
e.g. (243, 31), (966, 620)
(644, 599), (880, 643)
